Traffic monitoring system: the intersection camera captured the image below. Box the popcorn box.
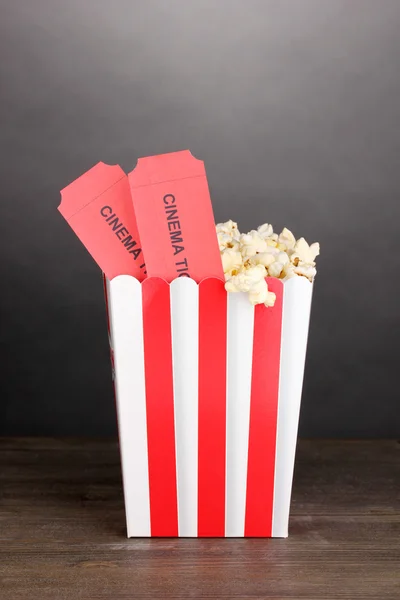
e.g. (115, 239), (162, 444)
(59, 151), (315, 538)
(104, 273), (313, 538)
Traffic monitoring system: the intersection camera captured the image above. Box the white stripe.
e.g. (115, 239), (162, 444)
(108, 275), (151, 537)
(272, 277), (313, 537)
(225, 292), (255, 537)
(170, 277), (199, 537)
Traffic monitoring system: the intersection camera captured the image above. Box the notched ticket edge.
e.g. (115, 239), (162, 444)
(59, 162), (125, 220)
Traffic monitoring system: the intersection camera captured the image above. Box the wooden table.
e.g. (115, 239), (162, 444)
(0, 439), (399, 599)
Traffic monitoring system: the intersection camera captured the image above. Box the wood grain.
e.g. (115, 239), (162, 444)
(0, 439), (399, 599)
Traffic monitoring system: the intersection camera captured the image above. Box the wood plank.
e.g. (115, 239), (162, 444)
(0, 439), (399, 599)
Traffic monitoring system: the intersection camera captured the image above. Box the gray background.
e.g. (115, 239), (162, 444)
(1, 0), (399, 437)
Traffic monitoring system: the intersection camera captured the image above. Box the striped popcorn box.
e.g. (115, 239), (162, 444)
(104, 273), (313, 538)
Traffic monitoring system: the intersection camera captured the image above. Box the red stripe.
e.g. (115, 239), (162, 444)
(198, 278), (227, 537)
(142, 277), (178, 536)
(245, 278), (283, 537)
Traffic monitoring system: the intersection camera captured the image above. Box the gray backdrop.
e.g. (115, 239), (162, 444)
(1, 0), (399, 437)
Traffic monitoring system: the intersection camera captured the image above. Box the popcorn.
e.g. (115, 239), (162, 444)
(251, 252), (276, 268)
(218, 220), (320, 306)
(248, 280), (276, 307)
(292, 263), (317, 280)
(285, 238), (320, 282)
(291, 238), (320, 265)
(257, 223), (274, 239)
(264, 291), (277, 307)
(217, 231), (232, 251)
(277, 251), (290, 266)
(225, 264), (267, 293)
(278, 227), (296, 250)
(216, 219), (240, 238)
(226, 266), (277, 309)
(218, 232), (240, 252)
(281, 262), (296, 280)
(239, 231), (267, 257)
(268, 260), (285, 278)
(221, 249), (243, 277)
(216, 220), (241, 251)
(248, 279), (269, 305)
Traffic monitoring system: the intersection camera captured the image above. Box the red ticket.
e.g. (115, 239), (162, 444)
(59, 162), (146, 280)
(128, 150), (223, 283)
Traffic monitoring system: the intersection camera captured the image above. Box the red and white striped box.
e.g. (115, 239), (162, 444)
(104, 273), (313, 538)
